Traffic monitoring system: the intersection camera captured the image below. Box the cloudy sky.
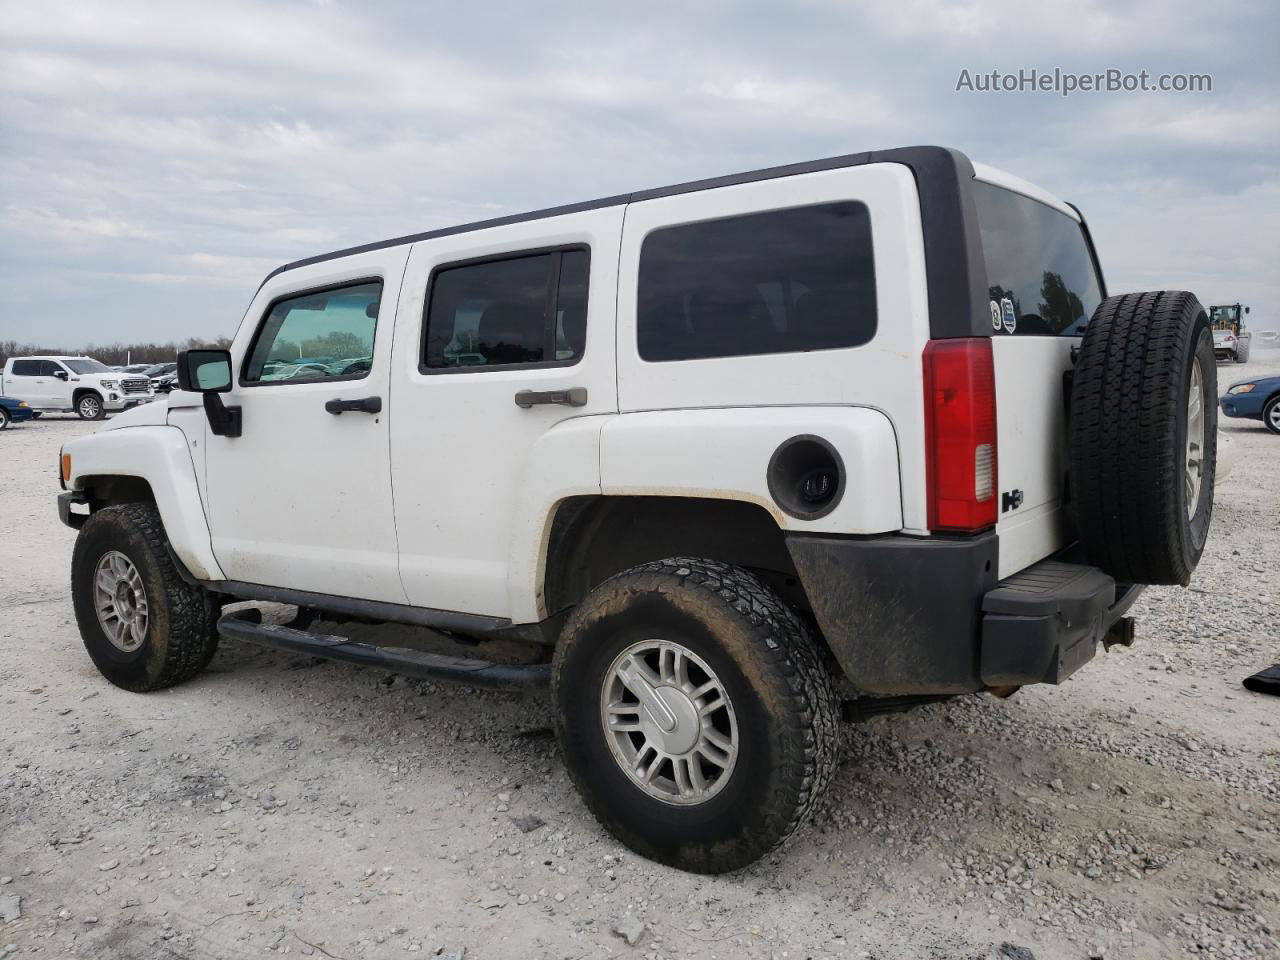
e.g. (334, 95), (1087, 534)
(2, 0), (1277, 346)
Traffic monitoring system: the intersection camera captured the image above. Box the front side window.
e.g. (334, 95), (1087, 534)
(423, 248), (589, 370)
(637, 202), (877, 362)
(243, 280), (382, 384)
(974, 181), (1103, 337)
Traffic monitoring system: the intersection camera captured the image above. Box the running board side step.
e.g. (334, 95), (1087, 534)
(217, 609), (550, 691)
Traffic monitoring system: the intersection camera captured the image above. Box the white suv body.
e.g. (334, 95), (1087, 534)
(56, 146), (1219, 872)
(1, 355), (155, 419)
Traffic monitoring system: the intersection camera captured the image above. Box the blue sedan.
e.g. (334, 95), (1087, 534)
(0, 394), (36, 429)
(1220, 373), (1280, 435)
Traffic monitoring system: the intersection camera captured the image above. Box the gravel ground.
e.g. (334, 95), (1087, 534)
(2, 355), (1278, 960)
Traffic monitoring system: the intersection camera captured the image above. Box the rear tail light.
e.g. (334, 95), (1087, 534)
(923, 338), (997, 533)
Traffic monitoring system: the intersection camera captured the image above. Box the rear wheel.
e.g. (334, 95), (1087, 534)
(1069, 291), (1217, 585)
(552, 557), (839, 873)
(1264, 395), (1280, 435)
(76, 392), (104, 420)
(72, 503), (220, 691)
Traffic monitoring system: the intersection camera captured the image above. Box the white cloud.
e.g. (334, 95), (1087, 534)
(0, 0), (1276, 343)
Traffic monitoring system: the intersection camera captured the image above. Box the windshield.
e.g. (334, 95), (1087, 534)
(64, 358), (112, 374)
(144, 363), (175, 377)
(974, 181), (1103, 337)
(1210, 306), (1240, 329)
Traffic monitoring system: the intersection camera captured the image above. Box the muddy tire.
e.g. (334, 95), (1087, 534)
(1069, 291), (1216, 585)
(71, 503), (220, 692)
(76, 392), (105, 420)
(552, 557), (839, 874)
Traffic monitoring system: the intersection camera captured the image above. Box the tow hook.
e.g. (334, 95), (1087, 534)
(1102, 616), (1137, 651)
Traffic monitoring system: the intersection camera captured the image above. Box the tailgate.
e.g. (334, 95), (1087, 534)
(991, 336), (1076, 578)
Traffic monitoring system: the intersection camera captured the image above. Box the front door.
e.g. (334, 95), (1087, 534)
(203, 248), (410, 603)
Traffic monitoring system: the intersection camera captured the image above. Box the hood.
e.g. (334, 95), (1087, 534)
(97, 396), (171, 431)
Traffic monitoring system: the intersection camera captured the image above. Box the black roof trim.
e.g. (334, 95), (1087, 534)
(260, 145), (991, 339)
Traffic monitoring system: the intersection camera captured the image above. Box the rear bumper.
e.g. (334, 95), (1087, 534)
(786, 532), (1141, 695)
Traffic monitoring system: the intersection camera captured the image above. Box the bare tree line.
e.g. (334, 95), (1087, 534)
(0, 336), (232, 368)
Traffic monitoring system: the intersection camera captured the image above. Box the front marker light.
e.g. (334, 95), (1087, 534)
(1227, 383), (1256, 395)
(60, 451), (71, 489)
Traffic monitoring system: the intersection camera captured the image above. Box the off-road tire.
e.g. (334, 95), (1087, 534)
(72, 503), (220, 691)
(0, 407), (9, 430)
(1069, 291), (1216, 585)
(552, 557), (839, 874)
(1264, 394), (1280, 435)
(76, 392), (105, 420)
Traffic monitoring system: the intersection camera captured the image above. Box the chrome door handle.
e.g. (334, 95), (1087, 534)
(324, 396), (382, 415)
(513, 387), (587, 408)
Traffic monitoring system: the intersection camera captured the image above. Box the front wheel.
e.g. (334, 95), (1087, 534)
(76, 393), (105, 420)
(71, 503), (220, 691)
(1264, 395), (1280, 435)
(0, 407), (9, 430)
(552, 558), (839, 874)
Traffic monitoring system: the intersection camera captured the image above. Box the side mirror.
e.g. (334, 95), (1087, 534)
(54, 369), (69, 381)
(1244, 306), (1250, 315)
(177, 349), (240, 438)
(177, 349), (233, 393)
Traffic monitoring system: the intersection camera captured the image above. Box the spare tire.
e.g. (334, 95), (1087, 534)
(1069, 291), (1216, 586)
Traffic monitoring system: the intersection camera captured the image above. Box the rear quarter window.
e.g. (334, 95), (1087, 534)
(974, 181), (1102, 337)
(637, 202), (877, 362)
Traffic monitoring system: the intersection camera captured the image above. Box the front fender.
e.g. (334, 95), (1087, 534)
(63, 424), (225, 581)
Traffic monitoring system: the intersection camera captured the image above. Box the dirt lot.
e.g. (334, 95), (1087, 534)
(2, 356), (1278, 960)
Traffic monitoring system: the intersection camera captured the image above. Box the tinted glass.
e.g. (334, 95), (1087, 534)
(10, 360), (39, 376)
(424, 249), (589, 369)
(40, 361), (65, 376)
(64, 358), (111, 374)
(974, 182), (1102, 337)
(637, 202), (876, 362)
(244, 281), (382, 384)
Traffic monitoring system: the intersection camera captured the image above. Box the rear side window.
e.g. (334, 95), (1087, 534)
(423, 248), (589, 370)
(243, 280), (382, 384)
(637, 202), (877, 362)
(974, 182), (1102, 337)
(10, 360), (40, 376)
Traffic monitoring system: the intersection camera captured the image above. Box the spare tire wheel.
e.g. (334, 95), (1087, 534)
(1068, 291), (1216, 586)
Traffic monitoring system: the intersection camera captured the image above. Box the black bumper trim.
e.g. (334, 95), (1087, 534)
(786, 531), (999, 695)
(980, 562), (1142, 686)
(786, 533), (1142, 695)
(57, 491), (89, 530)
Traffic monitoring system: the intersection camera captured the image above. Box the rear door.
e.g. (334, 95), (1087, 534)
(971, 170), (1105, 577)
(389, 208), (623, 618)
(3, 360), (48, 406)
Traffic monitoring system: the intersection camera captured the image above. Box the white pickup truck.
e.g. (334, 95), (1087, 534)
(1, 355), (155, 419)
(55, 146), (1218, 873)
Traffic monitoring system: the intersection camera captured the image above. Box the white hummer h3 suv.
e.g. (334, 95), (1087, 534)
(57, 147), (1218, 873)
